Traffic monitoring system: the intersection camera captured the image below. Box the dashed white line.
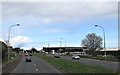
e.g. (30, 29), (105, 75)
(36, 68), (39, 71)
(33, 63), (39, 71)
(34, 64), (36, 66)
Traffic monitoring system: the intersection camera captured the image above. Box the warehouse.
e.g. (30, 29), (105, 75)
(43, 47), (87, 55)
(96, 48), (119, 56)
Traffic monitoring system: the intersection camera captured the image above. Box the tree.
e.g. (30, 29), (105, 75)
(0, 41), (8, 59)
(31, 47), (37, 53)
(81, 33), (103, 56)
(13, 47), (20, 54)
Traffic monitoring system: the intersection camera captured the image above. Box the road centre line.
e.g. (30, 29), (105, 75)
(34, 64), (36, 66)
(36, 68), (39, 71)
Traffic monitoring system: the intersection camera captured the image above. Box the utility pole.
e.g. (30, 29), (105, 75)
(95, 25), (106, 60)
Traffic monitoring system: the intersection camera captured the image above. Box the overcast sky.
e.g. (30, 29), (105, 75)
(0, 0), (119, 50)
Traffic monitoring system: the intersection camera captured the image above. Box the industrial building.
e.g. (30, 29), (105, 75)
(43, 47), (119, 57)
(43, 47), (87, 55)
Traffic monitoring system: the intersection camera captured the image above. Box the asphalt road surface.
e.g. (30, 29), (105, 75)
(0, 59), (2, 74)
(47, 54), (119, 72)
(61, 56), (119, 72)
(12, 56), (62, 73)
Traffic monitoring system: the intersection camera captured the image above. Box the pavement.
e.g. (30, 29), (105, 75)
(0, 50), (2, 75)
(0, 58), (2, 75)
(12, 56), (62, 73)
(2, 53), (24, 73)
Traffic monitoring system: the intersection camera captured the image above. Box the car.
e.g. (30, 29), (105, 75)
(54, 53), (60, 58)
(72, 55), (80, 60)
(25, 53), (28, 56)
(29, 54), (32, 56)
(26, 56), (32, 62)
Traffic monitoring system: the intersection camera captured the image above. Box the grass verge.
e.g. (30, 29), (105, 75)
(80, 55), (119, 62)
(2, 53), (17, 65)
(33, 53), (116, 73)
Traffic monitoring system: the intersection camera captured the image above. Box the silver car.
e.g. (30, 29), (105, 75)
(72, 55), (80, 60)
(54, 53), (60, 58)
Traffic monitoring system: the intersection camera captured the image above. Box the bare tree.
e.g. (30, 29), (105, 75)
(81, 33), (103, 56)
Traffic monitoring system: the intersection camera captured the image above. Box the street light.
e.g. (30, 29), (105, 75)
(95, 24), (106, 60)
(59, 38), (63, 53)
(60, 38), (62, 48)
(7, 23), (20, 63)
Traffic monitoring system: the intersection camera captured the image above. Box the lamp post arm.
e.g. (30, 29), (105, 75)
(98, 25), (106, 49)
(8, 25), (15, 45)
(95, 25), (106, 59)
(95, 25), (105, 47)
(8, 24), (20, 45)
(7, 24), (20, 63)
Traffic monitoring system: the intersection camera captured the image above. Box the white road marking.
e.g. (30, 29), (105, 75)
(36, 68), (39, 71)
(12, 58), (24, 73)
(34, 64), (36, 66)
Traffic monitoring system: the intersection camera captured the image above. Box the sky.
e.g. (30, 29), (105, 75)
(0, 0), (119, 50)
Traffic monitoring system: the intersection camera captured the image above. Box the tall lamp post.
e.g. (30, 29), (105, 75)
(59, 38), (63, 53)
(8, 24), (20, 63)
(95, 25), (106, 60)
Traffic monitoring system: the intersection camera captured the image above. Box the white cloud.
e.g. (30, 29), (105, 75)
(0, 3), (2, 24)
(0, 38), (5, 43)
(2, 2), (117, 24)
(41, 29), (63, 33)
(42, 18), (52, 24)
(0, 0), (119, 2)
(10, 36), (33, 47)
(21, 44), (43, 50)
(21, 46), (32, 50)
(1, 1), (118, 49)
(0, 3), (2, 40)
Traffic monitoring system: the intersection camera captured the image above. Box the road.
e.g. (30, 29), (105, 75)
(12, 54), (119, 73)
(12, 56), (62, 73)
(0, 52), (1, 74)
(61, 56), (119, 72)
(47, 54), (118, 72)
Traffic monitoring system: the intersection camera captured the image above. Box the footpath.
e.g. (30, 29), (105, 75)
(2, 53), (24, 74)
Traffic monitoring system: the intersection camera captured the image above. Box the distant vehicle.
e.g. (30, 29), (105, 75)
(54, 53), (60, 58)
(26, 56), (32, 62)
(72, 55), (80, 60)
(25, 53), (28, 56)
(29, 54), (32, 56)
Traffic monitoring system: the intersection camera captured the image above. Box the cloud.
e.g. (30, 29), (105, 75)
(42, 29), (63, 33)
(0, 0), (119, 2)
(10, 36), (33, 47)
(0, 38), (5, 43)
(42, 18), (52, 24)
(2, 2), (117, 23)
(0, 3), (2, 24)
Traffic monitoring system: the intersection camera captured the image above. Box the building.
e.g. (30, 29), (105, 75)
(43, 47), (87, 55)
(96, 48), (119, 56)
(43, 46), (119, 57)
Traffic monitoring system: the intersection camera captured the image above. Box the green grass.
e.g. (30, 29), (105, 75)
(2, 55), (8, 64)
(80, 55), (119, 62)
(34, 53), (115, 73)
(2, 53), (17, 64)
(9, 53), (16, 60)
